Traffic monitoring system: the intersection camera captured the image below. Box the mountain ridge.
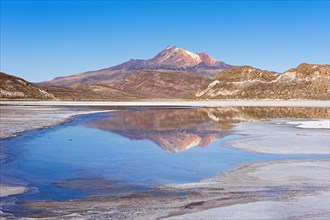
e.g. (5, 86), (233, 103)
(1, 46), (329, 100)
(195, 63), (330, 100)
(43, 46), (232, 87)
(105, 46), (231, 71)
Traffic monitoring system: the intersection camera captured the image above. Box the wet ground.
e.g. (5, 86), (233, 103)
(0, 106), (329, 219)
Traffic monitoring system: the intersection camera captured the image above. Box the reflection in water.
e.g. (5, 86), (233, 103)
(85, 107), (329, 153)
(85, 109), (228, 153)
(1, 106), (329, 209)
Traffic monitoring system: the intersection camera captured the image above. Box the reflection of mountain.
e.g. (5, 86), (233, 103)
(85, 107), (330, 153)
(85, 109), (228, 153)
(202, 107), (330, 131)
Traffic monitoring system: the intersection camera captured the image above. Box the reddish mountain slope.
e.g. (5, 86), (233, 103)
(42, 46), (231, 88)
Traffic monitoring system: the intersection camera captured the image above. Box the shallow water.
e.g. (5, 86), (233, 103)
(1, 107), (329, 205)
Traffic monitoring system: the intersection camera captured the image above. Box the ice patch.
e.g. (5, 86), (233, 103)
(287, 120), (330, 129)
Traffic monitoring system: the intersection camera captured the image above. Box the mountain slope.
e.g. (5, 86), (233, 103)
(42, 46), (231, 87)
(105, 70), (211, 99)
(0, 72), (55, 99)
(195, 63), (330, 100)
(148, 46), (203, 67)
(44, 70), (210, 100)
(112, 46), (232, 72)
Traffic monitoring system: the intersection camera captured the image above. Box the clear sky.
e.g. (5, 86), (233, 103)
(1, 0), (329, 82)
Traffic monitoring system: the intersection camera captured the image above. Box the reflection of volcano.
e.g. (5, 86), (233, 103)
(85, 107), (330, 153)
(85, 109), (228, 153)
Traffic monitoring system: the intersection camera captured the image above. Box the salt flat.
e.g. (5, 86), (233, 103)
(1, 100), (330, 107)
(287, 120), (330, 129)
(1, 103), (329, 219)
(0, 105), (112, 138)
(166, 192), (330, 220)
(0, 184), (28, 197)
(165, 159), (330, 220)
(163, 117), (330, 219)
(227, 119), (330, 154)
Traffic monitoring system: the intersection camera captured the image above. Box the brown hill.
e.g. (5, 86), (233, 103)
(42, 70), (210, 100)
(195, 63), (330, 100)
(105, 70), (211, 99)
(0, 72), (55, 100)
(37, 85), (142, 101)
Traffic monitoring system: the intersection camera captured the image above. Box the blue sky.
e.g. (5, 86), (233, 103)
(1, 0), (329, 82)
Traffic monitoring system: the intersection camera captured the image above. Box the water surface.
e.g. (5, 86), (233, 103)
(1, 107), (329, 204)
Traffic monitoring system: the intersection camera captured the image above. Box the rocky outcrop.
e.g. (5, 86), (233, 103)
(0, 72), (55, 100)
(196, 64), (330, 100)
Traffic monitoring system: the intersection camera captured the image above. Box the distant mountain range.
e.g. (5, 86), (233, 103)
(0, 46), (329, 100)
